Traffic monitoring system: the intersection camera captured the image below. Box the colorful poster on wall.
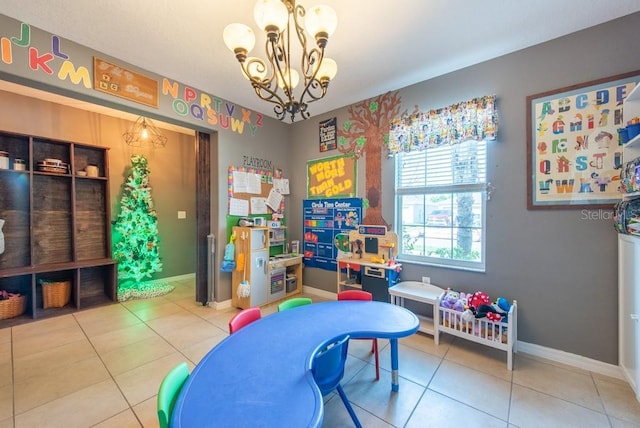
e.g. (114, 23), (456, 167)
(307, 154), (357, 199)
(527, 73), (640, 209)
(303, 198), (362, 271)
(319, 117), (337, 152)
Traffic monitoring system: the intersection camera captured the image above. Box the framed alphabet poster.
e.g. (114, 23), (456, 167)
(526, 71), (640, 209)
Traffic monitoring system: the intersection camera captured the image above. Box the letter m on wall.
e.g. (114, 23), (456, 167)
(58, 61), (91, 88)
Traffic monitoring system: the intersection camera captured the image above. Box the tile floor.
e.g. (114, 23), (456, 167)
(1, 277), (639, 427)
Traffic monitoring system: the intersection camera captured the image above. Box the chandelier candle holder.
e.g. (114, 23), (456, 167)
(223, 0), (337, 122)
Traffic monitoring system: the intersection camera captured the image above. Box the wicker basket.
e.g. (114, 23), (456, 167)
(0, 295), (27, 320)
(42, 280), (71, 309)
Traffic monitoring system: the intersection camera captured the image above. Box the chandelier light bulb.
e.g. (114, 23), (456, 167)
(305, 4), (337, 43)
(223, 23), (256, 56)
(141, 125), (149, 140)
(277, 69), (300, 89)
(254, 0), (288, 34)
(314, 57), (337, 81)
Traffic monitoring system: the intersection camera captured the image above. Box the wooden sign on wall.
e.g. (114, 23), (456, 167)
(93, 57), (159, 108)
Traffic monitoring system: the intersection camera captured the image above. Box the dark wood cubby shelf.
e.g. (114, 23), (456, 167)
(0, 131), (117, 327)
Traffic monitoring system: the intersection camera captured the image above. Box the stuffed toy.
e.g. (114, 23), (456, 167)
(452, 299), (466, 312)
(440, 289), (468, 312)
(486, 312), (502, 322)
(440, 292), (459, 309)
(446, 289), (460, 300)
(496, 297), (511, 312)
(494, 297), (511, 322)
(474, 298), (512, 322)
(468, 291), (490, 311)
(461, 309), (475, 323)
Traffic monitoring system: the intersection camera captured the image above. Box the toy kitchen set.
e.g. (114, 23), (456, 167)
(231, 218), (303, 310)
(336, 225), (401, 302)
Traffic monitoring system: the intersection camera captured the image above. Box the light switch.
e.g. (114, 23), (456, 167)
(178, 211), (187, 219)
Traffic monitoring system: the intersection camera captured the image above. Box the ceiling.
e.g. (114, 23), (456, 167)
(1, 1), (639, 125)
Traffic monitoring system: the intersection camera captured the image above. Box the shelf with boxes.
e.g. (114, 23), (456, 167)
(0, 130), (116, 327)
(616, 83), (640, 402)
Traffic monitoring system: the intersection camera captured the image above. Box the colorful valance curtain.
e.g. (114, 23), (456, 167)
(387, 95), (498, 155)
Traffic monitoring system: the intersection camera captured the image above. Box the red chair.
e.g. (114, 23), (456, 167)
(337, 290), (380, 381)
(228, 307), (262, 334)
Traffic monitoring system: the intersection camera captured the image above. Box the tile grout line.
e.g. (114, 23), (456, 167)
(71, 310), (144, 428)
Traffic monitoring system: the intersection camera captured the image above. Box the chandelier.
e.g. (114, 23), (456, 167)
(223, 0), (338, 122)
(123, 116), (167, 148)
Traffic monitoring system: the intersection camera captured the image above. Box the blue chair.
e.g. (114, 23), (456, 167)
(157, 361), (189, 428)
(312, 335), (362, 428)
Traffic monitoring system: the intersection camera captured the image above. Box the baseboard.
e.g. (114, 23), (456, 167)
(157, 272), (196, 283)
(303, 285), (336, 300)
(208, 299), (232, 310)
(517, 340), (624, 380)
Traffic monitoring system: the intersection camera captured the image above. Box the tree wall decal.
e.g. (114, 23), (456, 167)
(337, 91), (413, 227)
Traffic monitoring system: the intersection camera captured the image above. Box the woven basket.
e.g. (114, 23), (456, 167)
(42, 280), (71, 309)
(0, 295), (27, 320)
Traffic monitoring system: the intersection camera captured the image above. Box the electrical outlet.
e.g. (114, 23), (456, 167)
(422, 276), (430, 284)
(178, 211), (187, 219)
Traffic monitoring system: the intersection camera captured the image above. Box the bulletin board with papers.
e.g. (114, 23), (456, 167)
(227, 165), (289, 216)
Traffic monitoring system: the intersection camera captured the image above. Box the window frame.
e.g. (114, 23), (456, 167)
(394, 141), (488, 272)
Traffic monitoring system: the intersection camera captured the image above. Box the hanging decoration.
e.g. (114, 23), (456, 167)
(387, 95), (498, 155)
(123, 116), (168, 148)
(112, 154), (171, 301)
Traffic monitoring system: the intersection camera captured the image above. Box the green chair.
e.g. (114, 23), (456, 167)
(157, 361), (189, 428)
(278, 297), (312, 311)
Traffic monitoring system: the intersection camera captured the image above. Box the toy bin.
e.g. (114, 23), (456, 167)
(286, 276), (297, 293)
(619, 127), (630, 144)
(41, 280), (71, 308)
(0, 294), (26, 319)
(628, 123), (640, 140)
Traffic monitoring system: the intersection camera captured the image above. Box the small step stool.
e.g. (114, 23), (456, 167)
(389, 281), (445, 344)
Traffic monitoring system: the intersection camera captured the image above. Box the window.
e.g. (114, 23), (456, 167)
(395, 140), (487, 271)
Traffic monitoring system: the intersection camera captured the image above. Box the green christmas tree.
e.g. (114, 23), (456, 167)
(112, 154), (168, 300)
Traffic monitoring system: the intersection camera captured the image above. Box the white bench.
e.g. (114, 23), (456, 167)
(389, 281), (445, 345)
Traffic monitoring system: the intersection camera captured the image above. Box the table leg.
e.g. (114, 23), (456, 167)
(390, 338), (399, 391)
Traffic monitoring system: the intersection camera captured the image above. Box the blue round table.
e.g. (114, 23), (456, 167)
(171, 300), (419, 427)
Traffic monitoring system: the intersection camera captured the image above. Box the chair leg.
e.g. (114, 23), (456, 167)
(336, 384), (362, 428)
(373, 339), (379, 381)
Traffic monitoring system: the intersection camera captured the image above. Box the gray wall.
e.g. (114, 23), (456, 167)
(213, 118), (290, 302)
(288, 12), (640, 364)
